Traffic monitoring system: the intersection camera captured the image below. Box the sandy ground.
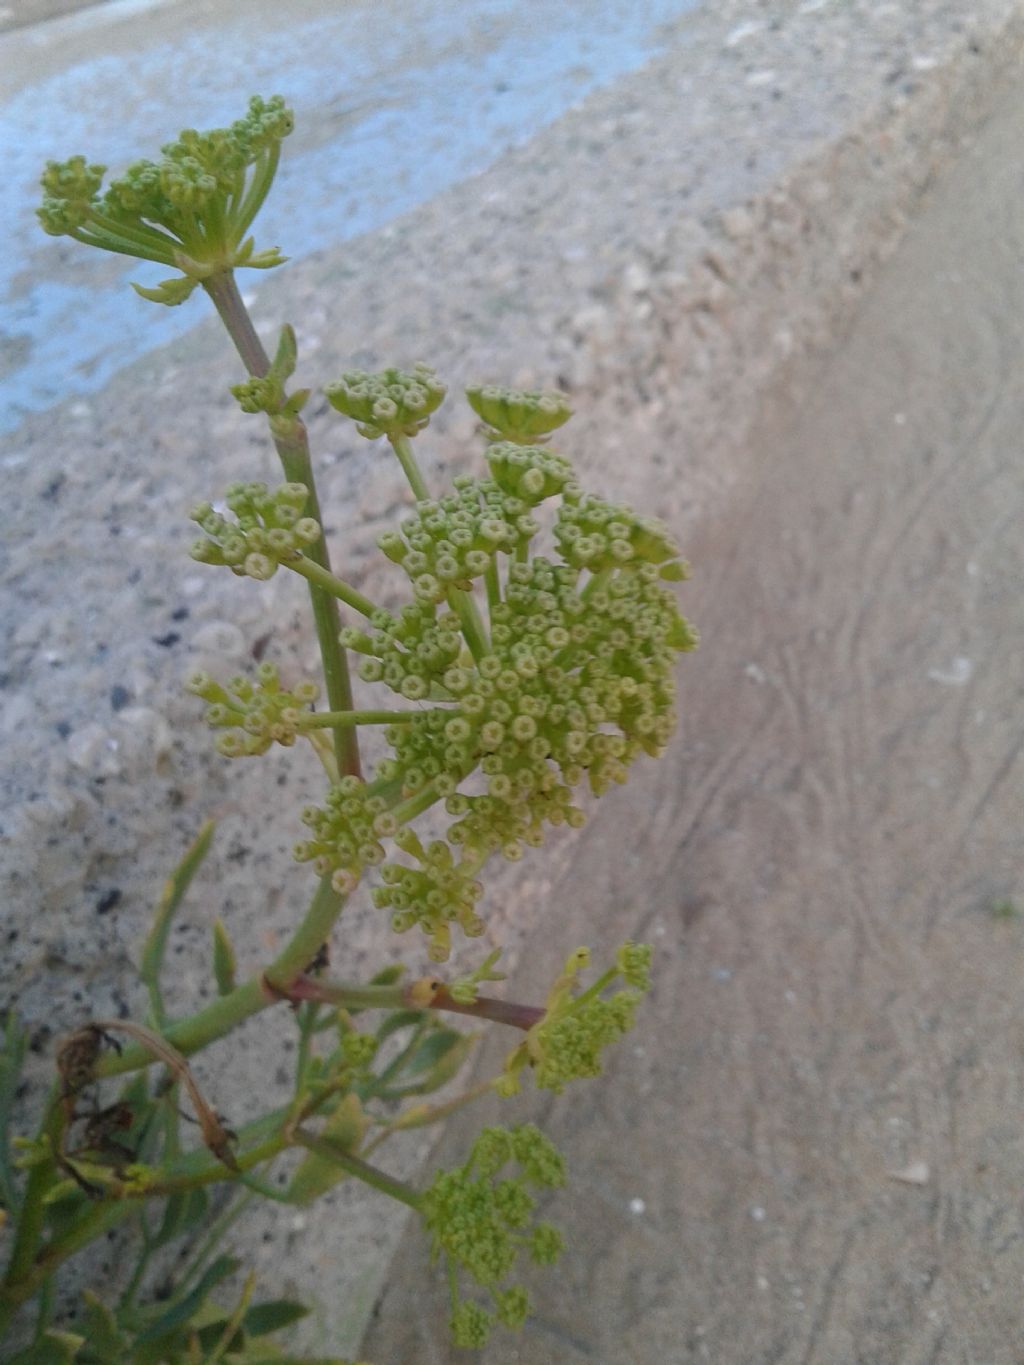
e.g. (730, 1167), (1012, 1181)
(361, 67), (1024, 1365)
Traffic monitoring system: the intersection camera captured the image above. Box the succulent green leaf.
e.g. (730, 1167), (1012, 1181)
(212, 917), (238, 995)
(139, 819), (215, 1025)
(10, 1331), (84, 1364)
(379, 1030), (475, 1099)
(79, 1291), (127, 1357)
(151, 1185), (210, 1249)
(272, 323), (298, 379)
(285, 1094), (368, 1205)
(242, 1298), (311, 1336)
(134, 1254), (239, 1346)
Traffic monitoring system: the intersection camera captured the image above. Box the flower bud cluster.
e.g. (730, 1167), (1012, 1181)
(342, 608), (465, 698)
(466, 384), (573, 445)
(37, 155), (105, 234)
(372, 471), (557, 606)
(132, 95), (292, 218)
(38, 95), (292, 295)
(421, 1123), (565, 1349)
(498, 942), (653, 1095)
(339, 1030), (379, 1071)
(230, 374), (282, 416)
(186, 662), (319, 757)
(371, 828), (485, 963)
(484, 442), (574, 505)
(294, 774), (398, 895)
(189, 481), (320, 580)
(555, 483), (687, 578)
(325, 364), (446, 439)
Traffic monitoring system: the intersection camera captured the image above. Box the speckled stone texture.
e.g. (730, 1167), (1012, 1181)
(2, 0), (1022, 1356)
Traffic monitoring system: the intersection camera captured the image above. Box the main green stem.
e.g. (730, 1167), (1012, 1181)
(203, 269), (360, 779)
(96, 874), (346, 1081)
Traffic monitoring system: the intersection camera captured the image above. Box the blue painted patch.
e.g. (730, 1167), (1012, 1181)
(0, 0), (698, 430)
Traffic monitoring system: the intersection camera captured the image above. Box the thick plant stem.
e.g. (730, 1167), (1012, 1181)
(428, 988), (543, 1032)
(447, 589), (490, 664)
(203, 269), (360, 778)
(287, 974), (543, 1032)
(0, 1201), (131, 1319)
(98, 977), (269, 1077)
(96, 876), (341, 1080)
(0, 1100), (61, 1315)
(263, 873), (345, 994)
(96, 900), (541, 1085)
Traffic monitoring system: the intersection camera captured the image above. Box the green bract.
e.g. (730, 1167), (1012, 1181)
(37, 94), (293, 303)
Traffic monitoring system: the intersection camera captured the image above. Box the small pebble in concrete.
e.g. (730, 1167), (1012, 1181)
(887, 1161), (931, 1186)
(927, 655), (972, 685)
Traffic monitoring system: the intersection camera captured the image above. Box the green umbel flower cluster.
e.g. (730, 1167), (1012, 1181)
(289, 389), (694, 956)
(303, 544), (687, 954)
(325, 364), (447, 439)
(186, 662), (320, 757)
(191, 372), (695, 959)
(373, 828), (485, 963)
(555, 484), (689, 579)
(485, 440), (574, 504)
(295, 775), (398, 895)
(38, 95), (292, 303)
(421, 1124), (565, 1349)
(296, 785), (486, 958)
(498, 943), (653, 1095)
(189, 481), (320, 580)
(372, 484), (522, 607)
(466, 384), (573, 445)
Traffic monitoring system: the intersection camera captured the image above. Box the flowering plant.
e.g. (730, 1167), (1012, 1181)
(0, 96), (696, 1359)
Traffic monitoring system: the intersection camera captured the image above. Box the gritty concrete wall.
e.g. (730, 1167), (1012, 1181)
(2, 0), (1022, 1353)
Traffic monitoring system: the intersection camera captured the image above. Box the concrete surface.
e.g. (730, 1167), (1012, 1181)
(363, 66), (1024, 1365)
(1, 0), (1022, 1358)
